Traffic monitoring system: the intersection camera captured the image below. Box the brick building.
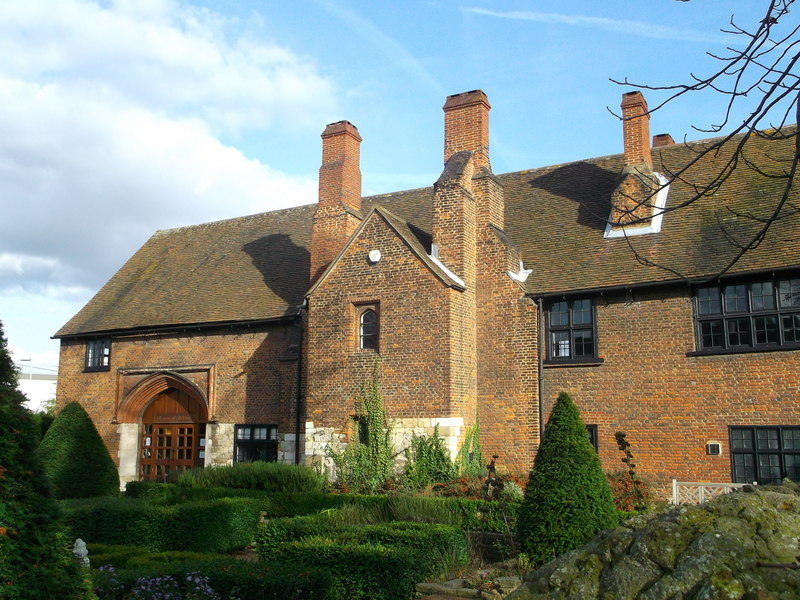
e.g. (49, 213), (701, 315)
(55, 90), (800, 496)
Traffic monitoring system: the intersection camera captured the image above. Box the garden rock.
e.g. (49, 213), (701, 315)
(507, 481), (800, 599)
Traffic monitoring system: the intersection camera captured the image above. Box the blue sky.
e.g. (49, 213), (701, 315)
(0, 0), (779, 406)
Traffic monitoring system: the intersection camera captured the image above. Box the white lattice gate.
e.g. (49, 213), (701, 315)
(671, 479), (756, 504)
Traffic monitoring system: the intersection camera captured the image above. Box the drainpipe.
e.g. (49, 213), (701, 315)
(533, 297), (545, 441)
(293, 303), (306, 465)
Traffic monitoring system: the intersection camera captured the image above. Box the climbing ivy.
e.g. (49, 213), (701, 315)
(329, 361), (394, 493)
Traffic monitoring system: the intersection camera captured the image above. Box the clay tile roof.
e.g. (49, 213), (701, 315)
(56, 128), (799, 337)
(55, 206), (314, 337)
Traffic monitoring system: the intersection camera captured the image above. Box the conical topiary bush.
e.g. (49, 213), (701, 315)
(39, 401), (119, 499)
(0, 321), (87, 599)
(517, 391), (618, 565)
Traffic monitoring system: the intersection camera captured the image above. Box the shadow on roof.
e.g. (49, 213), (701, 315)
(243, 233), (310, 311)
(528, 161), (618, 232)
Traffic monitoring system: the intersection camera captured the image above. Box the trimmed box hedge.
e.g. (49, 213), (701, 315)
(63, 496), (261, 553)
(269, 537), (426, 600)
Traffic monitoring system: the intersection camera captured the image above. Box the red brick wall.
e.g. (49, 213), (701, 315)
(542, 287), (800, 496)
(475, 224), (540, 469)
(306, 211), (470, 432)
(56, 324), (299, 466)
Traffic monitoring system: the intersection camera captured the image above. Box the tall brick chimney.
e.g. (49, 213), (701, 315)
(621, 91), (652, 169)
(443, 90), (491, 172)
(309, 120), (363, 282)
(610, 92), (659, 226)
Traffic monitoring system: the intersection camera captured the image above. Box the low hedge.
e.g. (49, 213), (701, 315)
(92, 558), (333, 600)
(270, 537), (426, 600)
(86, 543), (150, 569)
(177, 461), (328, 493)
(63, 496), (261, 552)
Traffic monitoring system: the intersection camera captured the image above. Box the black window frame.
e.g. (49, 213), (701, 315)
(586, 424), (598, 452)
(729, 425), (800, 485)
(545, 298), (599, 363)
(693, 275), (800, 354)
(359, 307), (379, 351)
(233, 424), (278, 463)
(84, 338), (111, 372)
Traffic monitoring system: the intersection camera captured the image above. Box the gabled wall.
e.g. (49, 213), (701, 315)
(304, 211), (470, 471)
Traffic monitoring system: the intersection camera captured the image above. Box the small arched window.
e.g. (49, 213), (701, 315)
(360, 309), (379, 350)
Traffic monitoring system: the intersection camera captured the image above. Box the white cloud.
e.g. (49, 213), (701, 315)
(462, 8), (725, 44)
(0, 0), (333, 356)
(0, 0), (336, 134)
(0, 76), (317, 293)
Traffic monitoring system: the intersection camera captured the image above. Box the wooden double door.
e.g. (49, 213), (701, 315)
(139, 388), (206, 482)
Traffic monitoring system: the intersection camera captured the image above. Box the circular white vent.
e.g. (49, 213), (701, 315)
(368, 249), (382, 263)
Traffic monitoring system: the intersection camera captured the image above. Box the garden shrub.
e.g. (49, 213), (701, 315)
(606, 469), (654, 512)
(63, 496), (261, 553)
(38, 401), (119, 499)
(87, 543), (150, 569)
(0, 321), (88, 600)
(62, 496), (171, 550)
(177, 460), (327, 493)
(403, 424), (456, 490)
(517, 392), (619, 565)
(92, 559), (333, 600)
(329, 361), (394, 494)
(454, 419), (484, 477)
(269, 537), (426, 600)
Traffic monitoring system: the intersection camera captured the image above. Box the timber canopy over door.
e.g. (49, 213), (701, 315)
(139, 388), (206, 482)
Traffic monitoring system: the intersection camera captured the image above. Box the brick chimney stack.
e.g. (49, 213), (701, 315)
(621, 91), (652, 169)
(443, 90), (491, 172)
(318, 121), (362, 212)
(610, 92), (660, 226)
(652, 133), (675, 148)
(309, 120), (363, 282)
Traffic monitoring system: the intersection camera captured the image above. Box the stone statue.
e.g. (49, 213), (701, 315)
(72, 538), (89, 567)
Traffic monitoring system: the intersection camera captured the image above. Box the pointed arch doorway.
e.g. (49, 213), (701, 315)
(139, 387), (207, 482)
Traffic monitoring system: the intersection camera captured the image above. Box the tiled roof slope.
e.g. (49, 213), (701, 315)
(509, 131), (799, 295)
(56, 129), (799, 337)
(56, 205), (314, 337)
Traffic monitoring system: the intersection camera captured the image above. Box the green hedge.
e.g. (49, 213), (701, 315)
(63, 496), (261, 553)
(270, 538), (426, 600)
(38, 401), (119, 499)
(91, 558), (333, 600)
(177, 461), (328, 492)
(257, 520), (468, 596)
(86, 543), (150, 569)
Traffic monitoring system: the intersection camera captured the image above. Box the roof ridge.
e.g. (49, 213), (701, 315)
(152, 202), (317, 236)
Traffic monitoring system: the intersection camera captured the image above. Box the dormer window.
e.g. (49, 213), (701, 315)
(85, 338), (111, 371)
(360, 308), (379, 351)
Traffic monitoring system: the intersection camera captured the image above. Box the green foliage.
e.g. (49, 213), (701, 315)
(28, 411), (54, 443)
(91, 559), (332, 600)
(454, 419), (484, 477)
(606, 469), (654, 512)
(517, 392), (619, 565)
(86, 543), (150, 569)
(38, 401), (119, 499)
(62, 496), (262, 553)
(176, 460), (327, 493)
(329, 361), (395, 493)
(0, 321), (88, 600)
(274, 538), (417, 599)
(403, 424), (456, 490)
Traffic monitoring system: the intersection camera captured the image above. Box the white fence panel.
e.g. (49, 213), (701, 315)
(671, 479), (755, 504)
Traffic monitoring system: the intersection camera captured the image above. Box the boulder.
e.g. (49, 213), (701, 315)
(508, 481), (800, 599)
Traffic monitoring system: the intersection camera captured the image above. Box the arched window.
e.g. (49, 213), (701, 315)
(360, 308), (379, 350)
